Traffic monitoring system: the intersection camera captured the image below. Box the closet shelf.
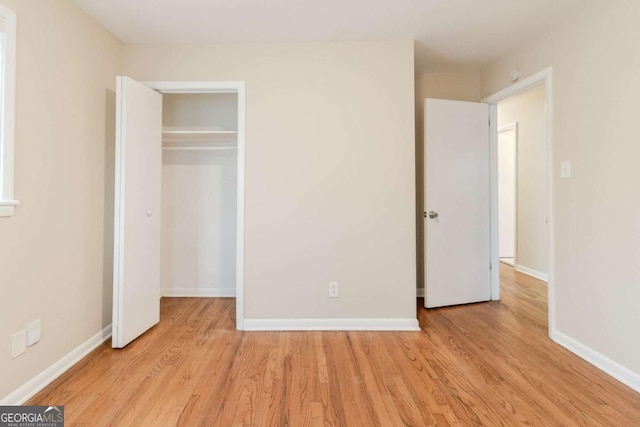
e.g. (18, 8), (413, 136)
(162, 128), (238, 147)
(162, 145), (236, 151)
(162, 129), (237, 136)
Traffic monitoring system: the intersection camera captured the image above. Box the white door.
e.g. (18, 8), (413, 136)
(424, 98), (491, 308)
(113, 76), (163, 348)
(498, 125), (517, 260)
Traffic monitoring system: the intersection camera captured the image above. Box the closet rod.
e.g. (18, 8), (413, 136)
(162, 146), (237, 151)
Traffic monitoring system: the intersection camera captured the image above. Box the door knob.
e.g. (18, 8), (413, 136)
(427, 211), (438, 219)
(147, 211), (152, 217)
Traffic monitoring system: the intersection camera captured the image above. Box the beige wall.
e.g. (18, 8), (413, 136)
(483, 0), (640, 374)
(0, 0), (121, 399)
(124, 41), (417, 320)
(498, 85), (547, 275)
(415, 72), (482, 288)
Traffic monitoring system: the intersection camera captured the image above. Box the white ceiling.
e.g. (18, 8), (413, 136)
(72, 0), (583, 73)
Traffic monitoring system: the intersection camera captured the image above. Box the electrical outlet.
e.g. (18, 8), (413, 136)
(329, 281), (339, 298)
(12, 330), (26, 359)
(560, 160), (572, 179)
(27, 319), (42, 347)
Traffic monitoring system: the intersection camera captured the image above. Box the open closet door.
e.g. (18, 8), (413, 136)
(424, 98), (491, 308)
(113, 76), (163, 348)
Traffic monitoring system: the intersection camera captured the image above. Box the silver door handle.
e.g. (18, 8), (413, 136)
(426, 211), (438, 219)
(147, 211), (152, 217)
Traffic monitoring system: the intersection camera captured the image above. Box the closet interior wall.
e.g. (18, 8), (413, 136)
(160, 93), (238, 297)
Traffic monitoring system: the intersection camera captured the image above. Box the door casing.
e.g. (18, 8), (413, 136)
(143, 80), (246, 331)
(483, 67), (554, 335)
(498, 122), (517, 262)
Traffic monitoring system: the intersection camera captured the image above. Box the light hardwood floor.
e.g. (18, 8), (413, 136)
(29, 265), (640, 426)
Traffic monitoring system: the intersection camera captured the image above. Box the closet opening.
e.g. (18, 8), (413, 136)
(150, 82), (245, 331)
(161, 92), (238, 301)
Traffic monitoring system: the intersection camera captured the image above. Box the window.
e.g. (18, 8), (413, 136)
(0, 3), (16, 217)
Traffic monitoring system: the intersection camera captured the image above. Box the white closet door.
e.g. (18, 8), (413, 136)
(113, 76), (163, 348)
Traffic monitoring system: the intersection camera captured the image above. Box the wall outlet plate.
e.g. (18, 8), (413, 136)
(12, 330), (26, 359)
(329, 281), (339, 298)
(560, 160), (572, 179)
(27, 319), (42, 347)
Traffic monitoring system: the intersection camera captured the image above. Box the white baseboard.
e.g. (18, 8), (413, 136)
(1, 324), (112, 405)
(515, 264), (548, 282)
(499, 258), (515, 267)
(244, 318), (420, 331)
(551, 329), (640, 394)
(416, 287), (425, 298)
(162, 288), (236, 297)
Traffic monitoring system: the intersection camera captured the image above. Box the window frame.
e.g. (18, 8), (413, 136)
(0, 2), (17, 217)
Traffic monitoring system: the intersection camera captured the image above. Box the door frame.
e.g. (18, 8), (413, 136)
(482, 67), (554, 333)
(145, 80), (246, 331)
(497, 122), (518, 265)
